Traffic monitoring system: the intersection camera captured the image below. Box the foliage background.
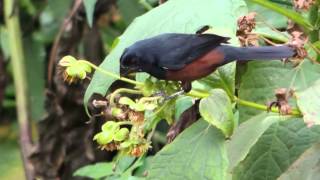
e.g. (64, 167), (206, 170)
(0, 0), (320, 180)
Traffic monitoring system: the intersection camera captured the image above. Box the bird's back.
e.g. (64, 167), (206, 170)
(130, 33), (229, 70)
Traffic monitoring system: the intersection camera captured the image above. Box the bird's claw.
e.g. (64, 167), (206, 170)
(152, 90), (185, 104)
(164, 90), (185, 101)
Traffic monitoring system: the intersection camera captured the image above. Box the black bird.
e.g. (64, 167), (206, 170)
(120, 33), (295, 92)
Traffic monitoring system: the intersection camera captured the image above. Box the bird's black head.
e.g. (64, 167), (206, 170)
(120, 48), (143, 75)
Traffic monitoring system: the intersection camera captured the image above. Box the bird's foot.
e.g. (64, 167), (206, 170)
(164, 90), (185, 101)
(152, 90), (185, 103)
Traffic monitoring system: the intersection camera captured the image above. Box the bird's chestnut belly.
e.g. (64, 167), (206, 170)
(165, 50), (224, 81)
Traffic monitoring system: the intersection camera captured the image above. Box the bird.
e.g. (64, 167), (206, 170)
(120, 32), (296, 93)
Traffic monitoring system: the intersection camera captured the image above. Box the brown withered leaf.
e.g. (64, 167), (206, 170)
(293, 0), (316, 11)
(237, 12), (258, 47)
(288, 31), (308, 63)
(267, 88), (293, 115)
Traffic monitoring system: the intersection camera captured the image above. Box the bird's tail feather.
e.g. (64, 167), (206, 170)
(217, 45), (295, 63)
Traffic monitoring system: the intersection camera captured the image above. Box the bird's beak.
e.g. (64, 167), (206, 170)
(121, 66), (141, 76)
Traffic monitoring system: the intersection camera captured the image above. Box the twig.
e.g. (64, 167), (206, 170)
(4, 0), (34, 179)
(47, 0), (82, 88)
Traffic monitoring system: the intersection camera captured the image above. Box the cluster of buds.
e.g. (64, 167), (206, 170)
(267, 88), (294, 115)
(93, 95), (157, 157)
(58, 56), (92, 84)
(237, 12), (259, 47)
(293, 0), (316, 11)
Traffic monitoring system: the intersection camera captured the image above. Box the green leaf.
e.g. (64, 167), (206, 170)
(24, 36), (45, 121)
(73, 162), (113, 179)
(226, 113), (280, 173)
(233, 118), (320, 180)
(245, 0), (289, 28)
(84, 0), (247, 111)
(83, 0), (97, 27)
(117, 0), (146, 25)
(116, 156), (136, 173)
(238, 60), (320, 122)
(278, 143), (320, 180)
(195, 63), (236, 98)
(249, 0), (313, 31)
(147, 120), (228, 180)
(174, 96), (193, 120)
(134, 156), (153, 177)
(200, 89), (235, 137)
(296, 80), (320, 126)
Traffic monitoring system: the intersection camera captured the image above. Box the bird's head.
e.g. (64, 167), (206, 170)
(120, 48), (143, 75)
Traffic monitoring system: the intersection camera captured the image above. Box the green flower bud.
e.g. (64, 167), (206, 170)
(114, 128), (129, 142)
(93, 132), (113, 145)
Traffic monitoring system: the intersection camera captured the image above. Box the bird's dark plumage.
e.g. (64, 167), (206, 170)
(120, 33), (295, 92)
(121, 33), (229, 70)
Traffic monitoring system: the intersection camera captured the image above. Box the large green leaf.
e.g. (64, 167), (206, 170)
(200, 89), (235, 137)
(249, 0), (313, 31)
(278, 143), (320, 180)
(147, 120), (228, 180)
(174, 96), (193, 120)
(83, 0), (97, 27)
(195, 63), (236, 98)
(226, 113), (280, 173)
(73, 162), (113, 179)
(296, 80), (320, 126)
(117, 0), (146, 25)
(24, 36), (45, 121)
(84, 0), (247, 109)
(233, 118), (320, 180)
(245, 0), (289, 28)
(238, 60), (320, 122)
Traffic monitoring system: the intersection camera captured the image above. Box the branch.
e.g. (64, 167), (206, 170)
(47, 0), (82, 88)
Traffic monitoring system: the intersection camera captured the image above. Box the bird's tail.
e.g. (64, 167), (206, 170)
(217, 45), (295, 63)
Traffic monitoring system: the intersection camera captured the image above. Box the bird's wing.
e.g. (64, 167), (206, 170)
(156, 33), (230, 70)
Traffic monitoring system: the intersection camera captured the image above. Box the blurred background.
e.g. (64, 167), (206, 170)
(0, 0), (158, 179)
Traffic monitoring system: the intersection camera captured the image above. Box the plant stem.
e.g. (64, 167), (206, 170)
(78, 60), (144, 87)
(139, 96), (162, 104)
(234, 96), (302, 116)
(139, 0), (153, 10)
(186, 89), (210, 98)
(110, 88), (143, 106)
(4, 0), (34, 179)
(118, 121), (133, 126)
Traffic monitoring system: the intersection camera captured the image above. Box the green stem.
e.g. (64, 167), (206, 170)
(78, 60), (144, 87)
(269, 0), (293, 6)
(139, 0), (153, 11)
(118, 121), (133, 126)
(234, 96), (302, 116)
(4, 0), (34, 179)
(110, 88), (143, 106)
(186, 89), (210, 98)
(139, 96), (162, 104)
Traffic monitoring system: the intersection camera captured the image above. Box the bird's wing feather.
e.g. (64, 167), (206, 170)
(155, 33), (230, 70)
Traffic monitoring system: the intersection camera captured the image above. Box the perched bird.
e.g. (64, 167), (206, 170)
(120, 33), (295, 92)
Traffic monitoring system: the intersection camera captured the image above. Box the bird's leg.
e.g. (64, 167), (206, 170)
(164, 81), (192, 100)
(164, 91), (185, 101)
